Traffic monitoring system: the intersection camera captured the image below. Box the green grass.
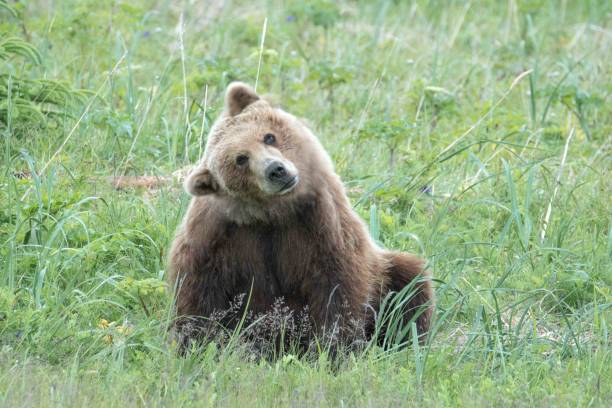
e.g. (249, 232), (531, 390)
(1, 0), (610, 406)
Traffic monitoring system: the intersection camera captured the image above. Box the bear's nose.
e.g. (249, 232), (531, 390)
(265, 161), (288, 182)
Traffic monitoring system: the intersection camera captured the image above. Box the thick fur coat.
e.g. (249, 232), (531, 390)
(169, 83), (434, 349)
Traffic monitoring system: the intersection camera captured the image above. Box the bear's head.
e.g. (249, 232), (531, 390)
(185, 82), (336, 223)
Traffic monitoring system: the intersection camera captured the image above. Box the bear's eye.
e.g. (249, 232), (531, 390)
(236, 155), (249, 166)
(263, 133), (276, 145)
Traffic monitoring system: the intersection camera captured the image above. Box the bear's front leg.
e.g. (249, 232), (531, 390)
(300, 266), (370, 346)
(169, 238), (229, 351)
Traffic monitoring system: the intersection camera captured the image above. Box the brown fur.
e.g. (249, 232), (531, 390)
(169, 82), (434, 350)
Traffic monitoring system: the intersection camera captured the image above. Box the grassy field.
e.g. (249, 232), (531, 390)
(1, 0), (611, 406)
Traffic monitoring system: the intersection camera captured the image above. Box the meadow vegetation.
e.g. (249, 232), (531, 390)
(0, 0), (610, 406)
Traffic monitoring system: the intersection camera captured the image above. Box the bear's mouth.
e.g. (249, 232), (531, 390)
(277, 175), (299, 195)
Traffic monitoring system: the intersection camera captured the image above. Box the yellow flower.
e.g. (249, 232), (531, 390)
(97, 319), (110, 329)
(116, 325), (132, 335)
(103, 334), (113, 344)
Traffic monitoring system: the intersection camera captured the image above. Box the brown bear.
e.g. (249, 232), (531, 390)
(168, 82), (434, 351)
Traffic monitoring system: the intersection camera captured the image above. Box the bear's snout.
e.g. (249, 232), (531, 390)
(265, 161), (288, 182)
(264, 160), (298, 194)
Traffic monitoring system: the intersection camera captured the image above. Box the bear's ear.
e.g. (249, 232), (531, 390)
(184, 167), (219, 196)
(225, 82), (260, 116)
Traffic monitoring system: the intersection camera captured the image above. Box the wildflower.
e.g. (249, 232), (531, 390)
(97, 319), (110, 329)
(116, 324), (133, 336)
